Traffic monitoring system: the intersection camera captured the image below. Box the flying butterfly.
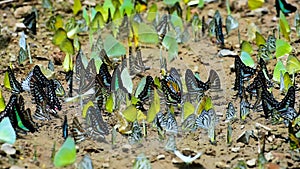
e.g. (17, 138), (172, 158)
(85, 106), (109, 142)
(6, 67), (23, 94)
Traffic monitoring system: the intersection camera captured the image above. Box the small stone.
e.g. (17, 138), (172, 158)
(265, 152), (274, 161)
(10, 166), (24, 169)
(246, 158), (256, 167)
(218, 49), (238, 57)
(157, 154), (165, 160)
(1, 143), (16, 155)
(14, 23), (26, 32)
(215, 161), (230, 168)
(231, 147), (240, 153)
(207, 9), (215, 18)
(122, 144), (131, 153)
(14, 6), (32, 18)
(102, 163), (109, 168)
(172, 158), (180, 164)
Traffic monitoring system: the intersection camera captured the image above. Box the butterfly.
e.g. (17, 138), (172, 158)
(133, 153), (152, 169)
(174, 150), (202, 164)
(95, 62), (112, 108)
(275, 0), (297, 17)
(154, 110), (178, 134)
(21, 70), (33, 92)
(62, 115), (68, 140)
(161, 68), (182, 106)
(53, 79), (65, 97)
(85, 106), (109, 142)
(15, 95), (37, 132)
(77, 154), (94, 169)
(156, 14), (169, 41)
(164, 134), (177, 152)
(70, 117), (88, 144)
(134, 76), (154, 103)
(23, 10), (37, 35)
(225, 102), (236, 123)
(233, 56), (256, 98)
(7, 67), (23, 94)
(227, 123), (233, 145)
(214, 10), (225, 47)
(196, 109), (218, 130)
(128, 121), (143, 145)
(181, 114), (197, 131)
(129, 46), (148, 76)
(240, 94), (250, 121)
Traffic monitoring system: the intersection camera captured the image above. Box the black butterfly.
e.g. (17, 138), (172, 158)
(23, 11), (37, 35)
(135, 76), (154, 103)
(214, 11), (225, 47)
(85, 106), (109, 142)
(0, 94), (37, 133)
(161, 68), (182, 106)
(167, 2), (182, 18)
(45, 79), (62, 112)
(95, 62), (112, 109)
(65, 70), (73, 97)
(7, 67), (23, 94)
(62, 115), (68, 139)
(233, 56), (256, 98)
(275, 0), (297, 17)
(32, 65), (49, 86)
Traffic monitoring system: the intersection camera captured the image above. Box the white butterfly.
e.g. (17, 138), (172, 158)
(174, 150), (202, 164)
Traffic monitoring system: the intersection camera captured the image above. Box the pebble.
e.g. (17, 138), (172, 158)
(215, 161), (230, 168)
(102, 163), (109, 168)
(231, 147), (240, 153)
(246, 158), (256, 167)
(14, 23), (26, 32)
(207, 9), (215, 18)
(157, 154), (165, 160)
(1, 143), (16, 155)
(265, 152), (274, 161)
(218, 49), (238, 57)
(172, 158), (180, 164)
(122, 144), (131, 153)
(10, 166), (24, 169)
(14, 6), (32, 18)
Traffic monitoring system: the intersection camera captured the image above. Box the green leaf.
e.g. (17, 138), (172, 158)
(286, 55), (300, 74)
(248, 0), (264, 10)
(123, 105), (138, 122)
(54, 137), (76, 167)
(138, 23), (159, 44)
(183, 102), (195, 120)
(275, 39), (292, 58)
(163, 0), (180, 6)
(162, 31), (178, 62)
(53, 28), (67, 46)
(255, 31), (266, 47)
(119, 0), (134, 16)
(241, 41), (253, 55)
(147, 89), (160, 123)
(73, 0), (82, 15)
(104, 34), (126, 57)
(121, 67), (133, 94)
(147, 4), (158, 22)
(0, 117), (16, 144)
(279, 11), (291, 41)
(241, 51), (255, 68)
(273, 60), (286, 83)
